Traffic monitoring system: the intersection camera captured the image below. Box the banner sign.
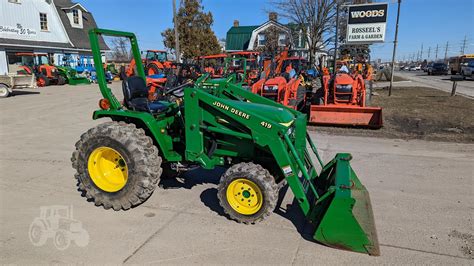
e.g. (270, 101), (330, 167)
(0, 24), (37, 36)
(346, 3), (388, 43)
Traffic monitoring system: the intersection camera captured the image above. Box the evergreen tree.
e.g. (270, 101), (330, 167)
(162, 0), (222, 60)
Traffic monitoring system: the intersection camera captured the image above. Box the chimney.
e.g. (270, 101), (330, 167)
(269, 12), (277, 21)
(233, 20), (239, 27)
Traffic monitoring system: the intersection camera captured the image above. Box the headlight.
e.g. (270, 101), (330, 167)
(264, 85), (278, 92)
(336, 84), (352, 92)
(286, 126), (295, 137)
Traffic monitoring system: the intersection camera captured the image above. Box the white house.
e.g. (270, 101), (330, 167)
(225, 13), (327, 66)
(0, 0), (108, 75)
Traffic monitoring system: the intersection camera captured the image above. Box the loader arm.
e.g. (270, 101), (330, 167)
(187, 77), (380, 255)
(183, 85), (318, 215)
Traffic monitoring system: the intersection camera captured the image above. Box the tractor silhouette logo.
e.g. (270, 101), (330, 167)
(28, 205), (89, 250)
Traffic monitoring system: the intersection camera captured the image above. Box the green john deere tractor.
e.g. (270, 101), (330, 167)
(56, 66), (91, 85)
(71, 28), (380, 256)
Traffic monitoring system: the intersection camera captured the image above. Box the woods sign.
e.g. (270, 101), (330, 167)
(346, 3), (388, 43)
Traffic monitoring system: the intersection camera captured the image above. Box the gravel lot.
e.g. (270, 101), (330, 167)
(0, 83), (472, 264)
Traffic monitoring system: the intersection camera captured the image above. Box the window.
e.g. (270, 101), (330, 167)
(298, 30), (304, 48)
(40, 13), (48, 31)
(72, 9), (79, 24)
(258, 34), (266, 46)
(278, 34), (287, 46)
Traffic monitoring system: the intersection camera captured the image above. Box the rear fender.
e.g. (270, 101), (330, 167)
(150, 61), (164, 69)
(92, 109), (182, 161)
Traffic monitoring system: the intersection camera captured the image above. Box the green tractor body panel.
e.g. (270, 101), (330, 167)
(92, 107), (182, 162)
(57, 66), (91, 85)
(88, 28), (380, 256)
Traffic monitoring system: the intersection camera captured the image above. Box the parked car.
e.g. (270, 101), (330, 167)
(428, 63), (448, 75)
(425, 62), (434, 73)
(424, 62), (433, 72)
(460, 61), (474, 79)
(409, 65), (421, 71)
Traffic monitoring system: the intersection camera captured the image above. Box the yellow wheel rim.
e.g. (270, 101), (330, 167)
(87, 147), (128, 192)
(226, 178), (263, 215)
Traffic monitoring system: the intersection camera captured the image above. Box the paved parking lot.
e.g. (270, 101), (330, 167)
(392, 71), (474, 98)
(0, 83), (473, 264)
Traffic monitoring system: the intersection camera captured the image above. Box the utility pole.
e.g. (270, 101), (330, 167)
(389, 0), (401, 96)
(172, 0), (181, 62)
(435, 44), (439, 60)
(461, 35), (467, 54)
(420, 43), (423, 60)
(333, 2), (340, 73)
(427, 47), (431, 59)
(444, 41), (449, 62)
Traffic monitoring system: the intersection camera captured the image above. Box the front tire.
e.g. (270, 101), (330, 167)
(58, 75), (67, 85)
(71, 121), (162, 211)
(36, 74), (50, 87)
(217, 162), (278, 224)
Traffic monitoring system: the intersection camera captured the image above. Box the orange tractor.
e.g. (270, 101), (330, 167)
(230, 51), (260, 85)
(125, 50), (173, 77)
(144, 50), (173, 75)
(308, 70), (382, 128)
(251, 49), (308, 110)
(16, 53), (66, 87)
(197, 54), (228, 78)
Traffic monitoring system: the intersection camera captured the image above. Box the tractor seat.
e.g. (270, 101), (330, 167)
(122, 76), (167, 114)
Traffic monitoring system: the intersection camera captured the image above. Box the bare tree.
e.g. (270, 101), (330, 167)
(270, 0), (337, 66)
(110, 37), (131, 62)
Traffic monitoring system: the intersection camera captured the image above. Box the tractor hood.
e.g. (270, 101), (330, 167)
(230, 101), (295, 126)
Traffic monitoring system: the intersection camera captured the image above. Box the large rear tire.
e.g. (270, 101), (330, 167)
(217, 162), (278, 224)
(71, 121), (162, 211)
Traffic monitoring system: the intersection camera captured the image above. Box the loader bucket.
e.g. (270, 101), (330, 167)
(310, 153), (380, 256)
(68, 77), (91, 85)
(309, 104), (382, 128)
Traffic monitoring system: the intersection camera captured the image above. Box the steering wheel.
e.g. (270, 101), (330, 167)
(164, 80), (194, 98)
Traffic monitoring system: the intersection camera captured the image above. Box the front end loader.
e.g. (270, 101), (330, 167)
(71, 28), (380, 256)
(56, 66), (91, 85)
(309, 72), (383, 128)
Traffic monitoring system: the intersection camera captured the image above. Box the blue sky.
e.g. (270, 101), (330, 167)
(79, 0), (474, 61)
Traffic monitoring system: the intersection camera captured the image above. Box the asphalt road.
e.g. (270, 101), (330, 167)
(1, 83), (473, 264)
(391, 70), (474, 98)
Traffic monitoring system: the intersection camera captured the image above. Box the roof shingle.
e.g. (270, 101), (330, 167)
(225, 26), (258, 51)
(54, 0), (109, 51)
